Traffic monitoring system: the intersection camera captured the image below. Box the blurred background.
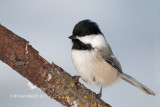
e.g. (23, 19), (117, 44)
(0, 0), (160, 107)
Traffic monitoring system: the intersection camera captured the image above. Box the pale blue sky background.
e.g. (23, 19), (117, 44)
(0, 0), (160, 107)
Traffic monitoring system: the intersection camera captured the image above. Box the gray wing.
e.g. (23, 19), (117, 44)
(104, 55), (122, 72)
(100, 45), (122, 72)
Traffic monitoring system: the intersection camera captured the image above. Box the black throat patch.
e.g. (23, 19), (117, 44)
(71, 39), (94, 50)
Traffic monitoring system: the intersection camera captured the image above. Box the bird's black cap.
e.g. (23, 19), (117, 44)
(69, 19), (103, 39)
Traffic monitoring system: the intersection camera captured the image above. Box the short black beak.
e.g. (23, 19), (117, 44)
(68, 35), (76, 39)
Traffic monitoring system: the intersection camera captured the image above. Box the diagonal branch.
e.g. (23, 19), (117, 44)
(0, 24), (111, 107)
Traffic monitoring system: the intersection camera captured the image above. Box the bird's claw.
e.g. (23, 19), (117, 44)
(73, 75), (80, 85)
(96, 92), (102, 99)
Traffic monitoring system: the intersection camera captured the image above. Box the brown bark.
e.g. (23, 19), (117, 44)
(0, 24), (111, 107)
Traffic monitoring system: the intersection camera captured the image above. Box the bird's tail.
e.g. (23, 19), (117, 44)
(121, 73), (155, 96)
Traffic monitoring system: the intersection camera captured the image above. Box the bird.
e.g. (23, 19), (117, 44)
(68, 19), (155, 98)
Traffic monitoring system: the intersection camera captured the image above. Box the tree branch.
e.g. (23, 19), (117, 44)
(0, 24), (111, 107)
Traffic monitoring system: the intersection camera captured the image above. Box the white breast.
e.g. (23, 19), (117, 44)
(71, 49), (120, 87)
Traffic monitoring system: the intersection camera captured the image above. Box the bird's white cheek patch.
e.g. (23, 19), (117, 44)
(77, 34), (106, 48)
(77, 35), (94, 45)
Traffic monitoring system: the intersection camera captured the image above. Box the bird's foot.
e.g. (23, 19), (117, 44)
(96, 87), (102, 99)
(73, 75), (80, 85)
(96, 93), (102, 99)
(73, 75), (80, 81)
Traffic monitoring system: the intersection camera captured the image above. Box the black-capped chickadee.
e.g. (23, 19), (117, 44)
(69, 19), (155, 98)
